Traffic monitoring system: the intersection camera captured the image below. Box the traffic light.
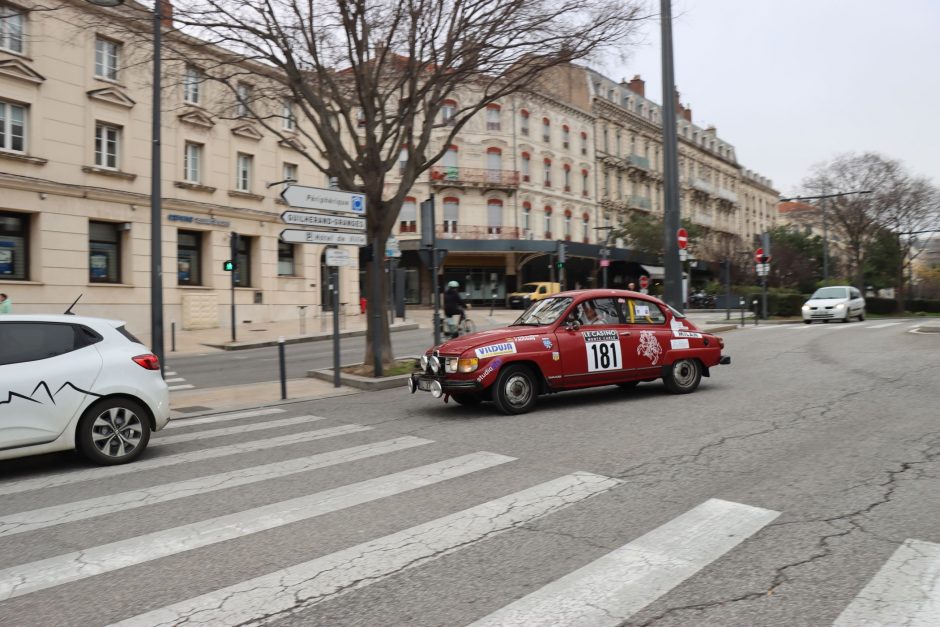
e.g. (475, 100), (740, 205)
(223, 260), (235, 272)
(556, 241), (566, 269)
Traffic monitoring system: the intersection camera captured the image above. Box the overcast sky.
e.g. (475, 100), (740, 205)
(599, 0), (939, 195)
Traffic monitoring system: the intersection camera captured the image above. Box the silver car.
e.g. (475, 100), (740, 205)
(802, 286), (866, 323)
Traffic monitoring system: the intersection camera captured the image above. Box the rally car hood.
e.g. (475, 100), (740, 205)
(433, 326), (551, 355)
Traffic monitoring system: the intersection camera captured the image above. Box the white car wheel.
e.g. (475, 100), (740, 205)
(77, 398), (152, 465)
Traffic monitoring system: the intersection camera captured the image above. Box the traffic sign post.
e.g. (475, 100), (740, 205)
(677, 228), (688, 250)
(280, 229), (367, 246)
(281, 210), (366, 231)
(639, 275), (649, 294)
(754, 248), (771, 319)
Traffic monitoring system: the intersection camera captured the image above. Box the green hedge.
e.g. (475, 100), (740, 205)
(905, 299), (940, 314)
(865, 297), (900, 315)
(743, 289), (804, 317)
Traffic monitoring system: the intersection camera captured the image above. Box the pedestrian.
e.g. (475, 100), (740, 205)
(0, 293), (10, 314)
(627, 282), (636, 291)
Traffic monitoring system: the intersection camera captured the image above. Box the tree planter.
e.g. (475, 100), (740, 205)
(307, 358), (418, 391)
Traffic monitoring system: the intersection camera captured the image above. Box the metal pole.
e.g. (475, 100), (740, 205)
(387, 258), (394, 326)
(372, 236), (383, 376)
(761, 275), (768, 320)
(332, 266), (341, 388)
(602, 250), (608, 288)
(740, 297), (745, 327)
(170, 322), (175, 352)
(822, 197), (829, 282)
(151, 2), (164, 371)
(230, 233), (237, 342)
(660, 0), (682, 311)
(724, 259), (731, 320)
(429, 195), (442, 346)
(277, 336), (287, 400)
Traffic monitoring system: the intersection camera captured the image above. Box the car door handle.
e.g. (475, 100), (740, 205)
(619, 331), (631, 336)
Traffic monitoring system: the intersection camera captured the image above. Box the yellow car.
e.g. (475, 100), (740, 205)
(507, 282), (562, 309)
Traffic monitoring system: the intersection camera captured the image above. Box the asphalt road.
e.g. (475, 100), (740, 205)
(1, 318), (938, 626)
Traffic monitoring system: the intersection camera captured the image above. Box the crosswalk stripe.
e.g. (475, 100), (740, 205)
(0, 436), (433, 538)
(866, 322), (902, 329)
(110, 471), (620, 627)
(152, 415), (327, 447)
(0, 452), (517, 601)
(168, 384), (195, 391)
(469, 498), (779, 626)
(164, 371), (177, 376)
(164, 377), (185, 383)
(0, 424), (371, 497)
(165, 407), (284, 429)
(832, 538), (940, 626)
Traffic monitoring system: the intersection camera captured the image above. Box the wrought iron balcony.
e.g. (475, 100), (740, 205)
(436, 225), (522, 240)
(430, 166), (520, 189)
(628, 195), (652, 211)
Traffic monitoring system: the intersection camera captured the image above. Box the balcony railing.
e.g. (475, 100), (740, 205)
(628, 154), (650, 170)
(628, 195), (651, 210)
(436, 225), (522, 240)
(430, 166), (520, 188)
(717, 188), (738, 203)
(691, 178), (716, 195)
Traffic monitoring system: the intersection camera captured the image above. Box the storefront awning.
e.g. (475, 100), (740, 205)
(641, 264), (664, 279)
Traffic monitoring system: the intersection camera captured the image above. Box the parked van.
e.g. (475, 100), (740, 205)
(507, 282), (562, 309)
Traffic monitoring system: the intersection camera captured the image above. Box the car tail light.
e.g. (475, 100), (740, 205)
(132, 354), (161, 371)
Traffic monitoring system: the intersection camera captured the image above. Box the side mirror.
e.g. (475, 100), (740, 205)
(564, 318), (581, 331)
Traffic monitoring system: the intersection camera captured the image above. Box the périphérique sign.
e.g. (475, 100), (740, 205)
(280, 185), (366, 215)
(279, 229), (367, 246)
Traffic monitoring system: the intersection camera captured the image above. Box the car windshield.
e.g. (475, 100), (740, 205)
(811, 287), (848, 299)
(511, 297), (573, 326)
(515, 284), (539, 293)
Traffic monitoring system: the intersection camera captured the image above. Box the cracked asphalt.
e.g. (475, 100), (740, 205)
(0, 320), (937, 626)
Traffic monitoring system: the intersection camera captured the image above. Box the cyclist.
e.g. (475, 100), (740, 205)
(443, 280), (470, 338)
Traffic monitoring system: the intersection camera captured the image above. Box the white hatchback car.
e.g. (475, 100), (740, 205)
(802, 286), (866, 323)
(0, 315), (170, 465)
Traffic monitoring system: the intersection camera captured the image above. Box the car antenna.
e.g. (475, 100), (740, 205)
(64, 294), (83, 315)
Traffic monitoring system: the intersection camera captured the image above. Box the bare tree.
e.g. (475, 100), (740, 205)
(105, 0), (642, 370)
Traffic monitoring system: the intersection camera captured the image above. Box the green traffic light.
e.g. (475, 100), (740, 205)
(223, 260), (235, 271)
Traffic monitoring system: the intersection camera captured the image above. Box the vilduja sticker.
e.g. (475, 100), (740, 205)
(581, 330), (618, 342)
(475, 342), (517, 359)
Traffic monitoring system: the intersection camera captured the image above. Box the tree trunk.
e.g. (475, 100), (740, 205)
(362, 196), (396, 375)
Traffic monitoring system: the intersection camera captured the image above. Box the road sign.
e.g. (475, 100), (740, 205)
(599, 259), (610, 268)
(325, 248), (352, 267)
(755, 263), (770, 276)
(280, 229), (367, 246)
(386, 235), (402, 259)
(677, 228), (688, 250)
(639, 275), (649, 289)
(281, 185), (366, 215)
(280, 210), (365, 231)
(679, 249), (688, 262)
(754, 247), (764, 264)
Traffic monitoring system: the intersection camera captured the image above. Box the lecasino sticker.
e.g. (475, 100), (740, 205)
(581, 330), (618, 342)
(475, 342), (517, 359)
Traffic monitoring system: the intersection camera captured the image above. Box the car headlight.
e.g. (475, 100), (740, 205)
(835, 303), (845, 310)
(445, 358), (458, 373)
(802, 304), (810, 311)
(429, 356), (441, 373)
(457, 357), (479, 373)
(420, 354), (429, 370)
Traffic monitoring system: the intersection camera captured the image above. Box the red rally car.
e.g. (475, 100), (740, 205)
(408, 289), (730, 415)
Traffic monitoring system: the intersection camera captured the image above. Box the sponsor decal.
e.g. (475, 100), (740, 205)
(581, 329), (618, 342)
(670, 339), (690, 350)
(552, 351), (560, 361)
(542, 337), (553, 350)
(673, 330), (702, 339)
(635, 304), (650, 317)
(513, 335), (538, 342)
(475, 357), (504, 383)
(475, 342), (517, 359)
(670, 318), (702, 339)
(637, 330), (663, 365)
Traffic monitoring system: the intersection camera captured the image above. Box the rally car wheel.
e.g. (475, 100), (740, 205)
(493, 365), (537, 415)
(664, 359), (701, 395)
(451, 393), (483, 406)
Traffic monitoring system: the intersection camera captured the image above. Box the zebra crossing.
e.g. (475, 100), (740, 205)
(1, 407), (938, 626)
(743, 320), (916, 332)
(164, 369), (195, 391)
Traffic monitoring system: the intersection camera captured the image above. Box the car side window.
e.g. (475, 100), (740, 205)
(622, 298), (667, 325)
(538, 286), (547, 294)
(0, 323), (84, 366)
(573, 298), (620, 326)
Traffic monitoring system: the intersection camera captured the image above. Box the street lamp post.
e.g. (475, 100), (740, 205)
(87, 0), (164, 371)
(780, 191), (872, 283)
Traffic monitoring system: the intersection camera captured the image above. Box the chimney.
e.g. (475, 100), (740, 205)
(158, 0), (173, 29)
(627, 75), (645, 97)
(682, 107), (692, 122)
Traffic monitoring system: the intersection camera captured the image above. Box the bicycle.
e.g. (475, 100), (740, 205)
(442, 314), (476, 338)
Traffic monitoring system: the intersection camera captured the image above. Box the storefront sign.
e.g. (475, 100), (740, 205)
(168, 214), (231, 228)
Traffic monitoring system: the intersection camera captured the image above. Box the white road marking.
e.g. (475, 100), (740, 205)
(152, 415), (327, 447)
(165, 408), (284, 429)
(0, 424), (371, 497)
(866, 322), (902, 329)
(168, 384), (195, 391)
(0, 437), (432, 538)
(833, 539), (940, 627)
(164, 377), (185, 383)
(164, 371), (177, 376)
(470, 498), (779, 626)
(0, 452), (517, 601)
(109, 472), (620, 627)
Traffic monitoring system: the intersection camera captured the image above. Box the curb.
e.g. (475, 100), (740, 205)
(307, 357), (418, 392)
(203, 322), (420, 351)
(169, 386), (360, 420)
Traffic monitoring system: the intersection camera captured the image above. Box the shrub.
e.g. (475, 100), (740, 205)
(865, 297), (899, 315)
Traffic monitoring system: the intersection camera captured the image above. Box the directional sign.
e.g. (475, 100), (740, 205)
(385, 235), (401, 259)
(677, 227), (689, 250)
(281, 185), (366, 215)
(325, 248), (352, 267)
(280, 210), (365, 231)
(280, 229), (367, 246)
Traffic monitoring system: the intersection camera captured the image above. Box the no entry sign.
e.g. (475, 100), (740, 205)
(677, 228), (688, 250)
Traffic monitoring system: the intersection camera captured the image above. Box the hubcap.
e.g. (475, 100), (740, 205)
(505, 374), (532, 407)
(91, 407), (143, 458)
(673, 360), (697, 388)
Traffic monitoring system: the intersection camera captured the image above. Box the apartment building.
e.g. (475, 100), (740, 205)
(0, 0), (352, 336)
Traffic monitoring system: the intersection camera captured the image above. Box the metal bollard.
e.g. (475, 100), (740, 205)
(739, 298), (745, 328)
(752, 299), (759, 326)
(171, 322), (176, 352)
(298, 305), (307, 336)
(278, 336), (287, 400)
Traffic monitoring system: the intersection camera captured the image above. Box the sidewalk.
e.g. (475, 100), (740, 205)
(169, 377), (359, 419)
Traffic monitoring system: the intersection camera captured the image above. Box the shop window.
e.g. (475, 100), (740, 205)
(278, 241), (297, 276)
(235, 234), (252, 287)
(0, 210), (28, 280)
(89, 221), (122, 283)
(177, 230), (202, 286)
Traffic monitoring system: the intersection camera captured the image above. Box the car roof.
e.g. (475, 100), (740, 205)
(0, 314), (126, 328)
(553, 288), (661, 301)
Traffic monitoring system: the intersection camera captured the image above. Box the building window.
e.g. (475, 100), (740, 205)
(616, 131), (621, 157)
(177, 230), (202, 285)
(94, 37), (119, 81)
(564, 213), (571, 239)
(543, 159), (551, 187)
(356, 108), (367, 128)
(603, 169), (610, 196)
(486, 104), (501, 131)
(441, 99), (456, 124)
(542, 117), (550, 143)
(582, 216), (590, 241)
(520, 109), (529, 136)
(562, 125), (570, 149)
(236, 82), (252, 117)
(563, 164), (571, 191)
(581, 169), (590, 197)
(543, 206), (552, 238)
(603, 127), (608, 153)
(94, 123), (120, 169)
(282, 99), (295, 131)
(183, 65), (202, 104)
(236, 153), (252, 191)
(278, 242), (297, 276)
(89, 221), (122, 283)
(0, 99), (26, 153)
(398, 146), (408, 175)
(520, 152), (530, 182)
(522, 202), (531, 233)
(487, 199), (503, 235)
(0, 210), (28, 280)
(580, 131), (588, 156)
(616, 173), (623, 199)
(400, 196), (416, 233)
(443, 197), (459, 233)
(235, 235), (252, 287)
(0, 4), (25, 54)
(282, 162), (297, 184)
(183, 142), (202, 183)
